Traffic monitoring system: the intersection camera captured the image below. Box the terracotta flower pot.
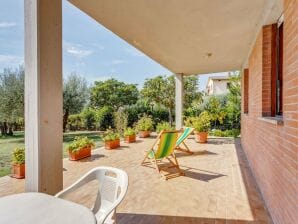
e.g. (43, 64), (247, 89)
(69, 146), (91, 161)
(138, 131), (151, 138)
(124, 135), (136, 143)
(196, 132), (208, 143)
(12, 163), (25, 179)
(105, 139), (120, 150)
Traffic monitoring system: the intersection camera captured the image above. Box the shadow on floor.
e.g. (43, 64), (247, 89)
(78, 154), (105, 162)
(184, 169), (225, 182)
(175, 150), (217, 158)
(117, 213), (256, 224)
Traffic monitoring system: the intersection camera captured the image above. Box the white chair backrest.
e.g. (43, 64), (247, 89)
(55, 166), (128, 224)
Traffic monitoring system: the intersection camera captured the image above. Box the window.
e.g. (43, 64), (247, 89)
(276, 21), (283, 116)
(243, 69), (249, 114)
(271, 19), (283, 116)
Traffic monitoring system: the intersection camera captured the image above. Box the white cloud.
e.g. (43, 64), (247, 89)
(0, 22), (16, 28)
(125, 48), (145, 57)
(112, 59), (126, 65)
(0, 55), (23, 64)
(63, 41), (93, 59)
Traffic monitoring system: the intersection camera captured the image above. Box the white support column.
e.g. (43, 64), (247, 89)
(25, 0), (63, 195)
(175, 73), (184, 130)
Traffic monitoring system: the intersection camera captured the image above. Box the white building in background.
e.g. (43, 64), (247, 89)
(205, 76), (230, 95)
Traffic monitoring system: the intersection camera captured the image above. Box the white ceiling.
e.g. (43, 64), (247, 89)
(68, 0), (283, 75)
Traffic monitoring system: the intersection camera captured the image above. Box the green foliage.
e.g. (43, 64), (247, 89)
(124, 100), (169, 128)
(124, 128), (136, 137)
(226, 72), (241, 129)
(67, 114), (84, 131)
(0, 66), (24, 135)
(141, 75), (201, 124)
(192, 111), (211, 132)
(81, 107), (97, 130)
(156, 122), (174, 133)
(103, 129), (120, 141)
(11, 147), (25, 164)
(63, 73), (89, 131)
(63, 73), (89, 114)
(95, 106), (114, 130)
(204, 95), (227, 126)
(114, 109), (128, 136)
(67, 136), (95, 152)
(136, 115), (153, 131)
(90, 79), (139, 109)
(209, 129), (240, 138)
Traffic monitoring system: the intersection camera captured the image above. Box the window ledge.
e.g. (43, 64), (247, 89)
(258, 116), (284, 125)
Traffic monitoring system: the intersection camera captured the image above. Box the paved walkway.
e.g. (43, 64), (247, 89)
(0, 136), (272, 223)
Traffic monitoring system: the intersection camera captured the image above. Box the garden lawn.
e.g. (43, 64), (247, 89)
(0, 131), (103, 177)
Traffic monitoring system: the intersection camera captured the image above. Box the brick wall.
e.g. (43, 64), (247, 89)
(241, 0), (298, 223)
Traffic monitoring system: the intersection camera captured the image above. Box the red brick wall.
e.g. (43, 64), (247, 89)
(241, 0), (298, 223)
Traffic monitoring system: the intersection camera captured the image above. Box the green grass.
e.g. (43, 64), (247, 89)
(0, 131), (103, 177)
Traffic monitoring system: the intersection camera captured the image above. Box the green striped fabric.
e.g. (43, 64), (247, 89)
(154, 131), (178, 159)
(176, 127), (194, 146)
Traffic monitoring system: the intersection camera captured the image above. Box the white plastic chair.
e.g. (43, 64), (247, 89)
(55, 166), (128, 224)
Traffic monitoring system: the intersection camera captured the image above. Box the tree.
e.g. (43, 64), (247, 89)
(90, 79), (139, 110)
(141, 75), (201, 125)
(0, 66), (24, 136)
(63, 73), (89, 132)
(226, 71), (241, 129)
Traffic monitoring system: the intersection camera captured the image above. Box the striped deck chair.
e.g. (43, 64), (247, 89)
(175, 127), (194, 154)
(141, 130), (184, 180)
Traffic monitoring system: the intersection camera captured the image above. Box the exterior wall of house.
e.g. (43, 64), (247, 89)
(207, 79), (230, 95)
(241, 0), (297, 223)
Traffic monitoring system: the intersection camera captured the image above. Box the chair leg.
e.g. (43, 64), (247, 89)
(141, 150), (151, 165)
(175, 142), (193, 154)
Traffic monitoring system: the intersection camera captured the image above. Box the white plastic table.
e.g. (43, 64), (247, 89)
(0, 192), (97, 224)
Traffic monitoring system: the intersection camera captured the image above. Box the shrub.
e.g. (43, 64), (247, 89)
(67, 114), (84, 131)
(209, 129), (240, 137)
(103, 129), (120, 141)
(136, 115), (153, 132)
(67, 136), (95, 152)
(150, 107), (170, 126)
(114, 109), (128, 136)
(12, 147), (25, 165)
(124, 128), (136, 137)
(81, 107), (97, 130)
(192, 111), (211, 132)
(95, 106), (114, 131)
(156, 122), (174, 133)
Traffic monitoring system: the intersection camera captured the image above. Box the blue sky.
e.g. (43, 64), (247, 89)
(0, 0), (226, 90)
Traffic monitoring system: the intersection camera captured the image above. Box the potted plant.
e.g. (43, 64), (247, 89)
(136, 115), (153, 138)
(11, 147), (25, 179)
(193, 111), (211, 143)
(103, 130), (120, 149)
(156, 122), (174, 134)
(124, 128), (136, 143)
(68, 136), (95, 161)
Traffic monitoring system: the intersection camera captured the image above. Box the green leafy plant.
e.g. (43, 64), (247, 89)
(114, 109), (128, 136)
(11, 147), (25, 165)
(209, 129), (240, 138)
(192, 111), (211, 132)
(103, 129), (120, 142)
(156, 122), (174, 133)
(67, 136), (95, 152)
(124, 128), (136, 137)
(136, 115), (153, 132)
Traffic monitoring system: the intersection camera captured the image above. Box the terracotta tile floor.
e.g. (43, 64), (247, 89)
(0, 136), (272, 223)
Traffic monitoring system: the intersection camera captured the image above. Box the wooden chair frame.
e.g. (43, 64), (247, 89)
(141, 131), (184, 180)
